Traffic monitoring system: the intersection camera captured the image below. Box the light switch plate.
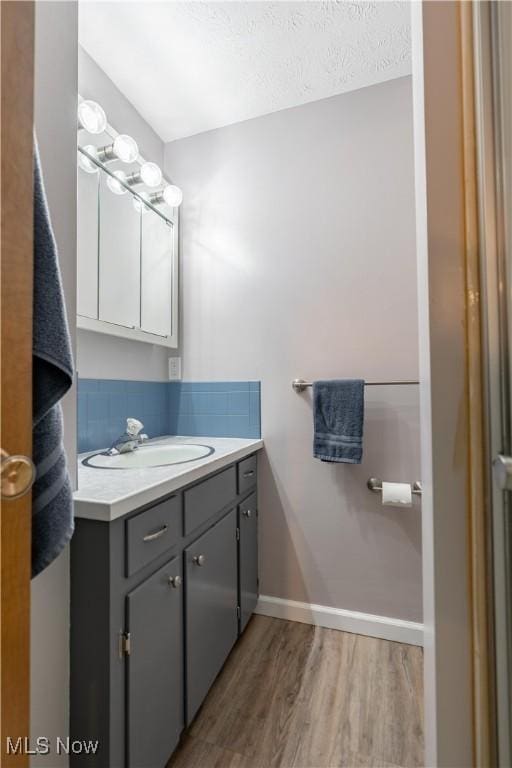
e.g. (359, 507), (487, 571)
(168, 357), (181, 380)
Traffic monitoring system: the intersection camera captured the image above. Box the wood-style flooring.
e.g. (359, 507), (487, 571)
(168, 615), (424, 768)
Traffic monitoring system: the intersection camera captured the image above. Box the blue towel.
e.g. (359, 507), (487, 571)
(32, 141), (74, 577)
(313, 380), (364, 464)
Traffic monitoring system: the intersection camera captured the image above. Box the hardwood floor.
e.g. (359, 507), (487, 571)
(168, 616), (424, 768)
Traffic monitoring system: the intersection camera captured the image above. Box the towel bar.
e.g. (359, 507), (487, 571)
(367, 477), (422, 495)
(292, 378), (419, 392)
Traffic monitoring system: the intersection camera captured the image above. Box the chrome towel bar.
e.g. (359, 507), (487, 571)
(292, 378), (419, 392)
(367, 477), (422, 495)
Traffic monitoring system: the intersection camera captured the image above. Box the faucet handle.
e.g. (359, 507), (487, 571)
(126, 418), (144, 437)
(138, 433), (149, 443)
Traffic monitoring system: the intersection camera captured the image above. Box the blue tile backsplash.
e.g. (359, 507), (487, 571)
(168, 382), (260, 440)
(78, 379), (261, 453)
(77, 379), (170, 453)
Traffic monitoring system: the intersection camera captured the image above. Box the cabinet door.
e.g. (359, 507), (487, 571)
(185, 509), (238, 724)
(239, 492), (258, 632)
(77, 166), (99, 319)
(126, 556), (183, 768)
(140, 210), (174, 338)
(98, 170), (141, 329)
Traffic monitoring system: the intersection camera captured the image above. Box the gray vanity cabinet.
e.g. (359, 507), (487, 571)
(71, 452), (259, 768)
(238, 492), (259, 632)
(185, 509), (238, 724)
(126, 556), (183, 768)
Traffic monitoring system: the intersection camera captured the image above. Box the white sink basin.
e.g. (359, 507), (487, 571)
(83, 443), (214, 469)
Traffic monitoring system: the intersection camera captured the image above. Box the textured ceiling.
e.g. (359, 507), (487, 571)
(79, 1), (411, 143)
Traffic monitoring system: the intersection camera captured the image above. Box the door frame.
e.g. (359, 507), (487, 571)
(473, 1), (512, 764)
(413, 2), (495, 765)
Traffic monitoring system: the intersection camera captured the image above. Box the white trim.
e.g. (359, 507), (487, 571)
(255, 595), (424, 647)
(77, 314), (178, 349)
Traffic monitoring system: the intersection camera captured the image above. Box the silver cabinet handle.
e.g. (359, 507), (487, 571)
(193, 554), (206, 566)
(168, 575), (182, 589)
(143, 524), (168, 542)
(242, 509), (253, 518)
(243, 470), (255, 478)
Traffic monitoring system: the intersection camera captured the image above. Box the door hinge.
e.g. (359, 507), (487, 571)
(236, 527), (240, 541)
(119, 631), (131, 657)
(493, 454), (512, 490)
(236, 605), (241, 619)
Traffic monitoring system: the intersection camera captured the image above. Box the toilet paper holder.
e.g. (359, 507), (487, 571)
(367, 477), (422, 496)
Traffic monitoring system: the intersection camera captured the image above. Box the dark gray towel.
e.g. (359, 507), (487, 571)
(313, 380), (364, 464)
(32, 141), (74, 577)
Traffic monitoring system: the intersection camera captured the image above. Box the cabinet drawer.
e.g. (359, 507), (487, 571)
(126, 495), (182, 576)
(184, 466), (236, 536)
(238, 454), (257, 495)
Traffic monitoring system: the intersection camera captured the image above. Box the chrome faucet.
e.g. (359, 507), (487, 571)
(108, 418), (149, 455)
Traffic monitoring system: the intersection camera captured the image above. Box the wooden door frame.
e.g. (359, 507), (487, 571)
(0, 3), (497, 767)
(1, 2), (35, 765)
(461, 4), (496, 765)
(472, 1), (512, 764)
(413, 2), (495, 765)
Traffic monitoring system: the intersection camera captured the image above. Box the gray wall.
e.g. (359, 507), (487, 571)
(32, 2), (78, 764)
(165, 77), (422, 621)
(77, 47), (171, 381)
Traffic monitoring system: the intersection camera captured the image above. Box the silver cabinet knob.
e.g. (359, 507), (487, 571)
(193, 554), (206, 566)
(242, 509), (252, 518)
(168, 575), (182, 589)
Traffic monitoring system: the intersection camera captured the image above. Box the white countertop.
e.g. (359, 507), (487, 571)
(74, 435), (264, 522)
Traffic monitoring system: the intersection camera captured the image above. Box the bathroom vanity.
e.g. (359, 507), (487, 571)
(71, 437), (263, 768)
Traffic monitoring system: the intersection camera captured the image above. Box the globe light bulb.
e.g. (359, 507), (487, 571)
(162, 184), (183, 207)
(77, 145), (99, 174)
(140, 162), (162, 188)
(113, 134), (139, 163)
(78, 100), (107, 135)
(107, 170), (128, 196)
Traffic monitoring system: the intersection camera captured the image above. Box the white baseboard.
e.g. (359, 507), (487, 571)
(255, 595), (424, 647)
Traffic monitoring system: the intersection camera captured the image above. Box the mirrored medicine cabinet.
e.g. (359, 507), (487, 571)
(77, 110), (179, 348)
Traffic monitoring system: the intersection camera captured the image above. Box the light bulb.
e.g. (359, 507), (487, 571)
(107, 170), (128, 196)
(113, 134), (139, 163)
(78, 100), (107, 135)
(77, 145), (99, 174)
(140, 162), (162, 188)
(162, 184), (183, 207)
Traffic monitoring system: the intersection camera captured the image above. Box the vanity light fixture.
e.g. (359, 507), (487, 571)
(77, 100), (107, 135)
(77, 145), (99, 174)
(97, 134), (139, 164)
(150, 184), (183, 208)
(126, 161), (163, 189)
(106, 170), (129, 196)
(77, 94), (183, 208)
